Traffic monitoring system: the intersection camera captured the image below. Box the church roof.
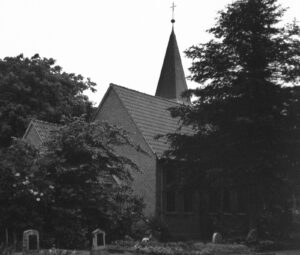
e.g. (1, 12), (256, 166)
(111, 84), (194, 157)
(155, 28), (189, 103)
(23, 119), (59, 144)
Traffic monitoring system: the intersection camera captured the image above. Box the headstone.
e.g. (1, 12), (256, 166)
(49, 245), (57, 255)
(92, 229), (106, 250)
(212, 232), (222, 244)
(246, 228), (258, 244)
(141, 237), (150, 243)
(23, 229), (39, 254)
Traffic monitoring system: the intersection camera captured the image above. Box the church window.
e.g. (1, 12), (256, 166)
(222, 188), (231, 213)
(237, 190), (246, 213)
(183, 190), (193, 212)
(166, 168), (176, 186)
(209, 189), (221, 213)
(166, 190), (176, 212)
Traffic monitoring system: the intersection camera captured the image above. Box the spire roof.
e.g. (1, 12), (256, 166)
(155, 28), (189, 103)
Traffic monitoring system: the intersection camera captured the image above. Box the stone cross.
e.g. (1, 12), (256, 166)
(171, 2), (176, 20)
(171, 2), (176, 24)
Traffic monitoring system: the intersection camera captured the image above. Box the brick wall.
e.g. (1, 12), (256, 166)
(95, 88), (157, 216)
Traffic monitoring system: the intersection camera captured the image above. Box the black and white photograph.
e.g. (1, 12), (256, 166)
(0, 1), (300, 254)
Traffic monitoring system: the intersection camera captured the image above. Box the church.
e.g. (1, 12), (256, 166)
(23, 20), (249, 239)
(93, 23), (201, 238)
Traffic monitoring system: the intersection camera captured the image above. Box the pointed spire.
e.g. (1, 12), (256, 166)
(155, 26), (189, 104)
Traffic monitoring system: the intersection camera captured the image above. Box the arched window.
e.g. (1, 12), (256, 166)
(237, 190), (246, 213)
(166, 190), (176, 212)
(183, 190), (193, 212)
(209, 189), (221, 213)
(223, 188), (231, 213)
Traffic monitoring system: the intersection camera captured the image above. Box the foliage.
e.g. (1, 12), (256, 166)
(113, 241), (252, 255)
(129, 216), (170, 241)
(165, 0), (300, 235)
(0, 119), (145, 249)
(0, 54), (96, 148)
(0, 139), (43, 235)
(147, 217), (170, 242)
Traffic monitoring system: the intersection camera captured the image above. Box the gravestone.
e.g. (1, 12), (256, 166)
(91, 229), (107, 255)
(212, 232), (222, 244)
(23, 229), (39, 254)
(94, 229), (105, 248)
(246, 228), (258, 244)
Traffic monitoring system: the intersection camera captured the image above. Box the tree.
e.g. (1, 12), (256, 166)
(0, 139), (43, 247)
(0, 119), (145, 249)
(0, 54), (96, 148)
(37, 118), (144, 247)
(165, 0), (300, 236)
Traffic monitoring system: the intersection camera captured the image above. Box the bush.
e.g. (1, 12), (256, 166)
(148, 217), (170, 241)
(257, 209), (293, 239)
(130, 216), (170, 241)
(132, 242), (253, 255)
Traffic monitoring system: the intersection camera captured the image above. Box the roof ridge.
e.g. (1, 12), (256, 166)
(110, 83), (184, 106)
(31, 119), (60, 126)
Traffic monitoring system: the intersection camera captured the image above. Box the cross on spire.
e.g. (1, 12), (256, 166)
(171, 2), (176, 25)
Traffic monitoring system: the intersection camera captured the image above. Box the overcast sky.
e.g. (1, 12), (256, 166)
(1, 0), (299, 105)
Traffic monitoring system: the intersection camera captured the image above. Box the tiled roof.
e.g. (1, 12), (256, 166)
(26, 119), (59, 143)
(111, 84), (194, 157)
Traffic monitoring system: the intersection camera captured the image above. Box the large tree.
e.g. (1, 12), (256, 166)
(165, 0), (300, 236)
(0, 139), (43, 247)
(0, 119), (144, 248)
(0, 54), (96, 148)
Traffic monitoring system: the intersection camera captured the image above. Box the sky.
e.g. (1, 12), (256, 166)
(0, 0), (299, 106)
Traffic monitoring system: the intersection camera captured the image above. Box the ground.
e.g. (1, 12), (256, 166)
(274, 251), (300, 255)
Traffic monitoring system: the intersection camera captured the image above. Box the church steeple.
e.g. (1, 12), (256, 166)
(155, 18), (189, 103)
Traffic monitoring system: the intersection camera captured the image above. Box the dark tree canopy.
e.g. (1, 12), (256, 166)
(165, 0), (300, 234)
(187, 0), (300, 85)
(0, 139), (41, 233)
(0, 54), (96, 148)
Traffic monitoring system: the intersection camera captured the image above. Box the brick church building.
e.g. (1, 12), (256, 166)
(24, 24), (249, 239)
